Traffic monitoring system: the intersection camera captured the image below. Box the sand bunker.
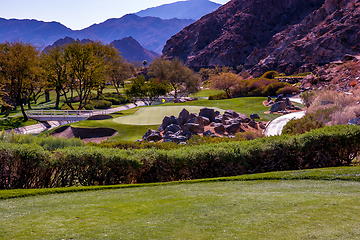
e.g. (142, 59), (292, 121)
(51, 126), (118, 143)
(86, 115), (113, 121)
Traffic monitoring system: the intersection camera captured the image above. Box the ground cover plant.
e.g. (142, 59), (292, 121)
(1, 167), (360, 239)
(1, 124), (359, 189)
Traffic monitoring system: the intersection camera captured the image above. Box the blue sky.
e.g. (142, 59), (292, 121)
(0, 0), (230, 30)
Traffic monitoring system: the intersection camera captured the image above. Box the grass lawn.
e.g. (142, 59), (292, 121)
(1, 166), (360, 239)
(113, 106), (225, 125)
(189, 89), (224, 98)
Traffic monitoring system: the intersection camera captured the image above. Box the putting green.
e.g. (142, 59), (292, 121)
(113, 106), (225, 125)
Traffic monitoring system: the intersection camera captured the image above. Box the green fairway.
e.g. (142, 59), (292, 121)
(113, 105), (225, 125)
(1, 179), (360, 239)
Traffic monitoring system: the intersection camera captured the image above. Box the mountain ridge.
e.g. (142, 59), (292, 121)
(135, 0), (221, 20)
(163, 0), (360, 75)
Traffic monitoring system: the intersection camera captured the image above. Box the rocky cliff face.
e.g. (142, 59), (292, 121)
(163, 0), (360, 76)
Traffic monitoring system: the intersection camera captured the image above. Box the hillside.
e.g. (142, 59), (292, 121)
(135, 0), (221, 20)
(163, 0), (360, 75)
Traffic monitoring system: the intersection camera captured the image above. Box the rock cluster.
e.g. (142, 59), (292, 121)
(142, 108), (266, 143)
(267, 95), (302, 114)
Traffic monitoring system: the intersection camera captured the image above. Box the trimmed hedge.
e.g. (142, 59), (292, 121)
(0, 125), (359, 189)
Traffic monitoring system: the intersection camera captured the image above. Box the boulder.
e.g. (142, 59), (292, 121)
(275, 94), (284, 102)
(143, 129), (162, 141)
(238, 114), (251, 123)
(199, 108), (216, 121)
(183, 123), (204, 133)
(164, 124), (181, 133)
(270, 101), (287, 112)
(248, 120), (257, 128)
(224, 110), (239, 118)
(200, 116), (211, 126)
(203, 130), (216, 137)
(225, 123), (242, 134)
(177, 108), (190, 125)
(189, 113), (198, 119)
(348, 117), (360, 125)
(284, 98), (292, 107)
(214, 123), (225, 134)
(258, 121), (266, 129)
(250, 114), (260, 120)
(214, 115), (223, 123)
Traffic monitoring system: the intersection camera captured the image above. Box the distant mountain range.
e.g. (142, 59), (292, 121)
(135, 0), (221, 20)
(45, 36), (160, 63)
(0, 15), (193, 53)
(0, 0), (222, 53)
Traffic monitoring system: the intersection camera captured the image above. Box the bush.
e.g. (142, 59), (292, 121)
(275, 86), (300, 96)
(91, 100), (112, 109)
(261, 71), (279, 79)
(102, 93), (131, 104)
(261, 82), (290, 96)
(208, 92), (229, 100)
(84, 104), (94, 110)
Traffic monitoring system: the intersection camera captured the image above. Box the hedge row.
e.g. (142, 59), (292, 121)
(1, 125), (359, 189)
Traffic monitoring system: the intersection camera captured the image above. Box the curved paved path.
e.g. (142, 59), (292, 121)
(264, 111), (305, 136)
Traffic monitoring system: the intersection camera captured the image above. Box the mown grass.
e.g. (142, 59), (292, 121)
(1, 166), (360, 200)
(113, 105), (225, 125)
(189, 88), (224, 98)
(1, 166), (360, 239)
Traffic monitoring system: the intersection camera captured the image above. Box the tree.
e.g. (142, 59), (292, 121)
(41, 45), (67, 109)
(0, 41), (40, 120)
(210, 72), (241, 99)
(62, 41), (112, 110)
(148, 58), (200, 98)
(106, 55), (134, 95)
(126, 76), (169, 106)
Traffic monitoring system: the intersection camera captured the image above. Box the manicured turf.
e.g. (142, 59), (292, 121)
(1, 179), (360, 239)
(113, 105), (225, 125)
(1, 167), (360, 239)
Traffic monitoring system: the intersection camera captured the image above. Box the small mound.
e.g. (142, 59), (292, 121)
(86, 115), (113, 121)
(51, 126), (117, 143)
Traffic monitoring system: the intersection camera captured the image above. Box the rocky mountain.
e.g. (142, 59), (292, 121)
(45, 36), (160, 63)
(111, 37), (160, 63)
(163, 0), (360, 76)
(0, 14), (194, 53)
(135, 0), (221, 20)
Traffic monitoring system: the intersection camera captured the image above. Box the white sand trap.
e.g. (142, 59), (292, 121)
(113, 106), (225, 125)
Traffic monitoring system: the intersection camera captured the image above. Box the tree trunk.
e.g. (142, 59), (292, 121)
(55, 91), (60, 109)
(20, 103), (28, 122)
(45, 90), (50, 102)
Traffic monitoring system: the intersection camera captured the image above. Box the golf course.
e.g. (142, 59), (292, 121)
(1, 167), (360, 239)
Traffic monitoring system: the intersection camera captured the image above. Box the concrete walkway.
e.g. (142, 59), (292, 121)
(264, 111), (305, 136)
(8, 101), (145, 135)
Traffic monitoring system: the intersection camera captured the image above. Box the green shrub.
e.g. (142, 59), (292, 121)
(84, 104), (94, 110)
(91, 100), (112, 109)
(276, 86), (300, 96)
(104, 97), (121, 105)
(261, 71), (279, 79)
(208, 92), (229, 100)
(262, 82), (290, 96)
(1, 125), (360, 189)
(282, 108), (336, 135)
